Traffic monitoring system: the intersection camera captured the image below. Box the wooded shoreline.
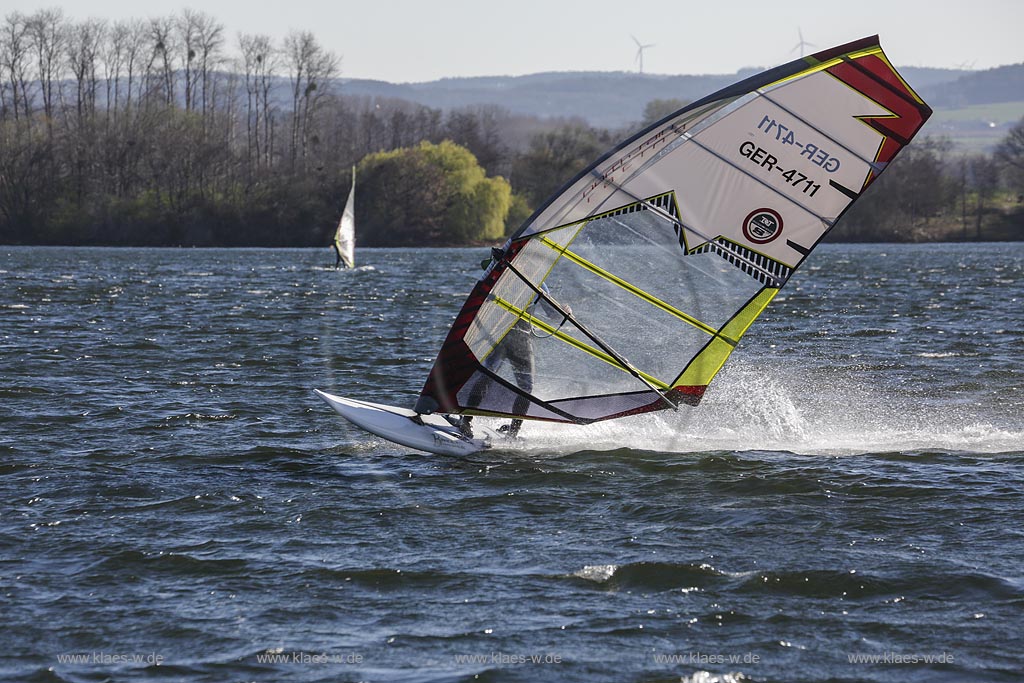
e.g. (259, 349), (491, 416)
(2, 9), (1022, 247)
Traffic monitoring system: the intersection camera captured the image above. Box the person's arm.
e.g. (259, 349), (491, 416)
(536, 283), (571, 319)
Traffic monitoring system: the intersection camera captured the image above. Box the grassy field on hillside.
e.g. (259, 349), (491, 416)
(925, 101), (1024, 154)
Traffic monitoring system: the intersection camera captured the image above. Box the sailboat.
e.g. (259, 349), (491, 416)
(333, 168), (355, 269)
(317, 36), (932, 455)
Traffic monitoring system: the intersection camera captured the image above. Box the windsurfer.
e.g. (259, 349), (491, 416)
(412, 248), (571, 440)
(457, 279), (570, 440)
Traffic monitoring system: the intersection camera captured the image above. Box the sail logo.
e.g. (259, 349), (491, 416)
(742, 208), (783, 244)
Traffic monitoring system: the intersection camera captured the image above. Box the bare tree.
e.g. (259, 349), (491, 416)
(475, 105), (510, 175)
(26, 8), (68, 133)
(957, 156), (970, 239)
(101, 19), (146, 121)
(0, 124), (50, 239)
(0, 12), (33, 121)
(146, 15), (175, 107)
(283, 30), (338, 169)
(102, 20), (125, 120)
(193, 12), (224, 121)
(357, 100), (388, 156)
(177, 9), (200, 112)
(969, 154), (1000, 239)
(239, 32), (277, 172)
(445, 105), (509, 174)
(66, 18), (106, 124)
(995, 117), (1024, 194)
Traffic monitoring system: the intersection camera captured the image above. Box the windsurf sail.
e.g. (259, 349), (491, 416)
(415, 36), (931, 424)
(333, 168), (356, 269)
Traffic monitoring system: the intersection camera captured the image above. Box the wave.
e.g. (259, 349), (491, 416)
(739, 567), (1024, 601)
(570, 561), (726, 592)
(16, 667), (73, 683)
(80, 550), (250, 578)
(298, 566), (470, 591)
(567, 560), (1024, 602)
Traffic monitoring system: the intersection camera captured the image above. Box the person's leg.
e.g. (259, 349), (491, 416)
(456, 341), (513, 440)
(505, 329), (534, 438)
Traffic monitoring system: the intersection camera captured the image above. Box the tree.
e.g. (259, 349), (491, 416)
(192, 13), (224, 121)
(956, 156), (970, 239)
(104, 19), (146, 120)
(238, 32), (277, 173)
(146, 15), (176, 107)
(26, 8), (66, 131)
(1, 12), (33, 121)
(175, 9), (223, 120)
(504, 193), (532, 235)
(968, 154), (999, 240)
(511, 123), (609, 208)
(640, 98), (690, 127)
(283, 30), (338, 170)
(838, 137), (957, 240)
(66, 18), (106, 124)
(357, 140), (512, 246)
(0, 123), (50, 240)
(995, 116), (1024, 194)
(356, 144), (450, 246)
(444, 105), (509, 175)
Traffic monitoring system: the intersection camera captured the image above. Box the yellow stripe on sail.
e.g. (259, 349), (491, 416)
(491, 295), (670, 390)
(538, 235), (737, 345)
(673, 287), (779, 388)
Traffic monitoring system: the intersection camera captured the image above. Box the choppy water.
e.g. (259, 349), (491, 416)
(2, 244), (1022, 683)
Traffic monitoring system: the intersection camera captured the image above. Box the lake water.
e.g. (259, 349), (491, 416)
(2, 244), (1022, 682)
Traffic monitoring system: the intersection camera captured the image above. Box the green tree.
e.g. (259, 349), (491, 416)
(356, 140), (512, 246)
(504, 193), (532, 235)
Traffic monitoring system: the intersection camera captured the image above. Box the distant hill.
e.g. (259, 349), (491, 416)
(918, 63), (1024, 108)
(915, 64), (1024, 152)
(340, 65), (983, 130)
(341, 71), (736, 129)
(337, 64), (1024, 153)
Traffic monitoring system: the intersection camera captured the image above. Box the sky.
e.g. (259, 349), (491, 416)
(7, 0), (1023, 82)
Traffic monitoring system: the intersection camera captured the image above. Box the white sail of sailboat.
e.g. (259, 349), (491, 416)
(333, 168), (355, 269)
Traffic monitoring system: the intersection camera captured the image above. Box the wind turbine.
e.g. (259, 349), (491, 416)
(632, 35), (655, 74)
(791, 27), (815, 58)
